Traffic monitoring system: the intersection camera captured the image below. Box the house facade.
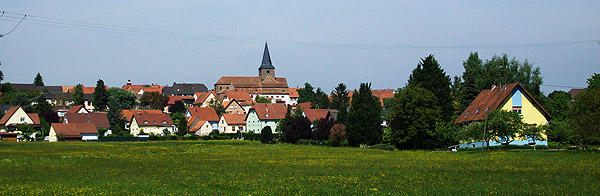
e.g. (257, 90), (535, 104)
(129, 113), (175, 136)
(223, 99), (245, 115)
(49, 123), (98, 142)
(192, 91), (217, 107)
(245, 103), (287, 133)
(218, 114), (246, 134)
(185, 107), (219, 131)
(0, 106), (40, 132)
(455, 83), (552, 148)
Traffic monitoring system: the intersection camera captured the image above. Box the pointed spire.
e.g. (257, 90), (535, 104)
(259, 42), (275, 70)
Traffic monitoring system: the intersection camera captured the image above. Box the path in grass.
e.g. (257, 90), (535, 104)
(0, 140), (598, 195)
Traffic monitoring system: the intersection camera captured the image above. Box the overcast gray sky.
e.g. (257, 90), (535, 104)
(1, 1), (598, 94)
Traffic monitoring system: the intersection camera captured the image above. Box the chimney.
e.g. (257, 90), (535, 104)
(127, 80), (132, 85)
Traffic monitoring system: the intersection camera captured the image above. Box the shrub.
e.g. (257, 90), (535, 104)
(297, 139), (316, 145)
(162, 129), (170, 136)
(261, 126), (274, 144)
(368, 143), (397, 151)
(285, 116), (312, 143)
(329, 124), (346, 147)
(323, 139), (335, 146)
(314, 117), (334, 141)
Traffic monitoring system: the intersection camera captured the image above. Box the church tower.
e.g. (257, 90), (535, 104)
(258, 42), (275, 81)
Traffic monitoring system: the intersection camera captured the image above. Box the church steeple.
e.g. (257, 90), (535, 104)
(259, 42), (275, 81)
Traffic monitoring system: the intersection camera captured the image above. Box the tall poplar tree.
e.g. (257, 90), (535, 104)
(73, 84), (85, 105)
(93, 79), (108, 111)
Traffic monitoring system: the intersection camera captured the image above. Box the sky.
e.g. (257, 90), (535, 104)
(1, 1), (599, 94)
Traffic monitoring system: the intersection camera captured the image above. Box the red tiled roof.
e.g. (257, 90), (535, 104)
(134, 113), (173, 126)
(122, 84), (165, 94)
(0, 106), (19, 125)
(67, 105), (88, 113)
(64, 113), (110, 128)
(303, 109), (330, 122)
(568, 88), (584, 99)
(27, 113), (40, 125)
(455, 83), (552, 123)
(239, 100), (254, 106)
(193, 91), (216, 105)
(222, 114), (246, 125)
(51, 123), (97, 137)
(168, 96), (194, 105)
(187, 107), (219, 122)
(221, 90), (251, 102)
(189, 120), (207, 132)
(247, 103), (287, 120)
(297, 102), (312, 110)
(288, 88), (301, 98)
(121, 109), (163, 122)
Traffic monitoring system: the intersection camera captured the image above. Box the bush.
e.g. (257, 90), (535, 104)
(323, 139), (335, 146)
(243, 133), (261, 141)
(368, 143), (397, 151)
(329, 124), (346, 147)
(297, 139), (316, 145)
(261, 127), (274, 144)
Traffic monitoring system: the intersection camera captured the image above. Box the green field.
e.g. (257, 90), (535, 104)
(0, 141), (598, 195)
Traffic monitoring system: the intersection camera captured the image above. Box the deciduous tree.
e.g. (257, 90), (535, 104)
(140, 91), (169, 110)
(488, 109), (524, 150)
(569, 76), (600, 150)
(314, 117), (334, 141)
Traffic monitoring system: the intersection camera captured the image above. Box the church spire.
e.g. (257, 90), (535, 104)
(259, 42), (275, 70)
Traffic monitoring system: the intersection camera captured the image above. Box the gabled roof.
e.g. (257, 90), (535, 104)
(37, 86), (63, 93)
(51, 123), (97, 137)
(222, 90), (251, 102)
(67, 105), (89, 113)
(168, 96), (195, 105)
(215, 76), (288, 89)
(297, 102), (312, 110)
(222, 114), (246, 125)
(189, 120), (208, 132)
(288, 88), (301, 98)
(134, 113), (174, 126)
(193, 91), (216, 105)
(121, 84), (165, 94)
(223, 99), (242, 108)
(0, 106), (40, 125)
(455, 83), (552, 123)
(170, 83), (208, 95)
(303, 109), (331, 122)
(2, 83), (37, 91)
(259, 42), (275, 70)
(187, 107), (219, 122)
(247, 103), (287, 120)
(64, 113), (110, 128)
(121, 109), (164, 122)
(568, 88), (584, 100)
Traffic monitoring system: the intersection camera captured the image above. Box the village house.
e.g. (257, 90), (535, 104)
(0, 106), (40, 132)
(48, 123), (98, 142)
(63, 112), (110, 130)
(121, 109), (164, 131)
(302, 109), (336, 128)
(192, 91), (217, 107)
(223, 99), (245, 114)
(190, 119), (213, 136)
(121, 80), (165, 102)
(245, 103), (287, 133)
(163, 82), (208, 96)
(288, 88), (301, 106)
(166, 95), (195, 111)
(129, 113), (175, 136)
(455, 83), (552, 148)
(218, 113), (246, 134)
(186, 107), (220, 132)
(214, 43), (291, 105)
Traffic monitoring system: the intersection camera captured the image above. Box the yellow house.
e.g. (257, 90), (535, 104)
(0, 106), (41, 132)
(129, 113), (175, 136)
(456, 83), (552, 147)
(223, 99), (245, 115)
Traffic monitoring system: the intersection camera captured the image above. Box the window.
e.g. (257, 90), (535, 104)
(143, 121), (149, 124)
(266, 70), (270, 73)
(474, 109), (480, 115)
(20, 117), (25, 122)
(162, 121), (167, 124)
(464, 111), (470, 117)
(485, 107), (490, 113)
(513, 108), (522, 115)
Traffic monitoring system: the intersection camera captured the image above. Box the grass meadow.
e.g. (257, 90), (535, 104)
(0, 140), (598, 195)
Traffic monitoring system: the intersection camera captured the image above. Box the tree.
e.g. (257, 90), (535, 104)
(254, 95), (271, 103)
(297, 83), (315, 103)
(208, 98), (226, 117)
(458, 52), (483, 112)
(546, 91), (572, 121)
(34, 94), (53, 113)
(407, 54), (453, 122)
(314, 117), (334, 141)
(387, 85), (440, 149)
(311, 88), (330, 109)
(569, 87), (600, 150)
(169, 100), (186, 114)
(522, 124), (545, 151)
(430, 121), (459, 149)
(33, 73), (44, 86)
(73, 84), (85, 105)
(329, 124), (346, 147)
(12, 92), (33, 112)
(346, 83), (382, 146)
(546, 120), (574, 149)
(284, 115), (312, 144)
(140, 91), (169, 110)
(276, 105), (293, 142)
(17, 124), (36, 141)
(456, 122), (490, 147)
(488, 109), (524, 150)
(106, 87), (136, 110)
(261, 126), (274, 144)
(330, 83), (350, 111)
(54, 93), (69, 106)
(586, 73), (600, 90)
(93, 79), (108, 111)
(176, 115), (188, 136)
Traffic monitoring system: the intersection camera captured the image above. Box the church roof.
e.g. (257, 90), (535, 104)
(215, 76), (288, 88)
(259, 42), (275, 70)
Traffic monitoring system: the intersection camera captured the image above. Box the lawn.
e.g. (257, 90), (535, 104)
(0, 140), (598, 195)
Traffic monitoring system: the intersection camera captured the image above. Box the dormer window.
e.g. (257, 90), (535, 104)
(153, 121), (157, 123)
(474, 109), (480, 115)
(143, 120), (149, 124)
(465, 111), (470, 117)
(162, 121), (167, 124)
(485, 107), (490, 113)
